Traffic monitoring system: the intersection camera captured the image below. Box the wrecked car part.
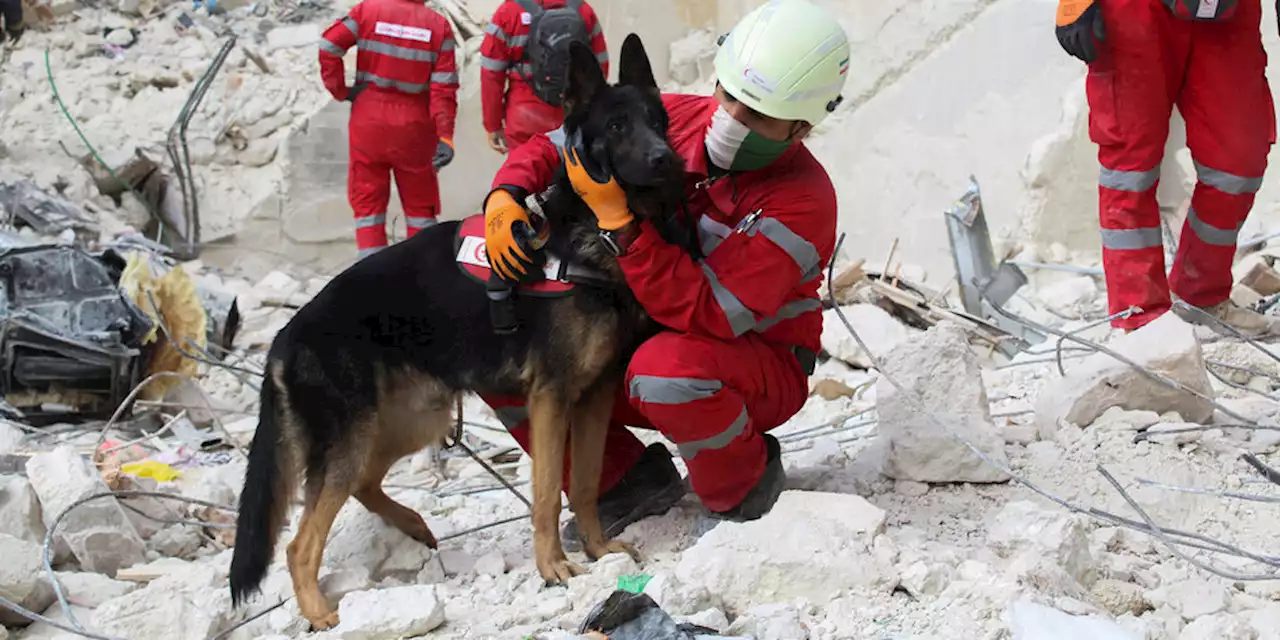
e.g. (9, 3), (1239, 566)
(0, 180), (96, 237)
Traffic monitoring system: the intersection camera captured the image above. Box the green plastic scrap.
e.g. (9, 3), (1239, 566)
(615, 573), (652, 594)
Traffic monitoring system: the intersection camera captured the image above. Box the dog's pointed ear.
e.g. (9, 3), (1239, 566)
(562, 41), (606, 117)
(618, 33), (657, 93)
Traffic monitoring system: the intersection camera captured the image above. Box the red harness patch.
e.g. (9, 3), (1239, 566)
(455, 214), (576, 297)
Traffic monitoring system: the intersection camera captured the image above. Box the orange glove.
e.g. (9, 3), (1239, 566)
(1055, 0), (1104, 63)
(433, 138), (455, 169)
(562, 145), (633, 231)
(484, 189), (546, 283)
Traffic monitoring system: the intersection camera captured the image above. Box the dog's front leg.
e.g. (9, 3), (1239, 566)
(528, 385), (583, 584)
(570, 380), (640, 564)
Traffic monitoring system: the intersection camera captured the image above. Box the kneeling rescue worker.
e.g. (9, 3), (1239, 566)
(481, 0), (850, 540)
(318, 0), (460, 259)
(1056, 0), (1279, 335)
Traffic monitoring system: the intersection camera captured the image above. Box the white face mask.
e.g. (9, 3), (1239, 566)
(704, 105), (793, 172)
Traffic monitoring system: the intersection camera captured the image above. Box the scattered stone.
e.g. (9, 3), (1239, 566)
(675, 491), (894, 610)
(811, 378), (857, 400)
(54, 571), (139, 607)
(895, 480), (929, 497)
(872, 321), (1009, 483)
(1178, 613), (1257, 640)
(642, 573), (712, 616)
(988, 500), (1095, 587)
(1091, 579), (1150, 617)
(1036, 313), (1214, 440)
(0, 533), (54, 626)
(726, 604), (809, 640)
(899, 560), (951, 597)
(239, 138), (279, 167)
(25, 445), (146, 576)
(330, 585), (445, 639)
(1147, 579), (1229, 621)
(91, 571), (223, 640)
(474, 550), (506, 577)
(1008, 600), (1138, 640)
(0, 475), (46, 545)
(1090, 408), (1162, 432)
(104, 28), (135, 47)
(820, 304), (915, 369)
(1002, 424), (1039, 445)
(320, 568), (374, 603)
(1036, 276), (1100, 318)
(677, 607), (729, 632)
(267, 24), (323, 50)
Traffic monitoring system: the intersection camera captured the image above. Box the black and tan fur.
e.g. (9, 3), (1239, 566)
(227, 34), (689, 631)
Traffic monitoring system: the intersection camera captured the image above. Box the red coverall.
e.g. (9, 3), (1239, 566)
(479, 0), (609, 152)
(1090, 0), (1274, 329)
(319, 0), (460, 258)
(482, 94), (836, 512)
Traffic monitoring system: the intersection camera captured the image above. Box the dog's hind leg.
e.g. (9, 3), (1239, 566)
(353, 447), (437, 547)
(287, 469), (355, 631)
(528, 384), (583, 584)
(569, 380), (640, 564)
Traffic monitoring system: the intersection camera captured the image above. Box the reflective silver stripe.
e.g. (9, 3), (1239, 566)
(357, 39), (437, 62)
(431, 71), (459, 84)
(319, 39), (346, 56)
(341, 16), (358, 36)
(354, 71), (428, 94)
(357, 246), (385, 258)
(748, 217), (820, 281)
(547, 126), (567, 147)
(755, 298), (822, 332)
(590, 23), (602, 37)
(483, 23), (529, 47)
(1099, 166), (1159, 192)
(493, 405), (527, 430)
(479, 55), (508, 72)
(440, 38), (456, 52)
(1186, 206), (1240, 247)
(677, 406), (749, 461)
(596, 50), (609, 64)
(355, 213), (387, 229)
(514, 62), (532, 76)
(1194, 160), (1263, 195)
(406, 216), (437, 229)
(700, 261), (756, 336)
(697, 216), (732, 256)
(1099, 226), (1162, 250)
(629, 375), (722, 405)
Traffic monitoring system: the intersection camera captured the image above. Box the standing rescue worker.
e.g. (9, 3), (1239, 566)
(479, 0), (609, 155)
(1056, 0), (1280, 335)
(319, 0), (459, 259)
(481, 0), (849, 541)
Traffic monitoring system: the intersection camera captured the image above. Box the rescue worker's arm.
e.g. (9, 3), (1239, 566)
(483, 133), (561, 281)
(563, 146), (835, 339)
(431, 20), (461, 143)
(579, 3), (610, 78)
(318, 6), (362, 101)
(479, 5), (518, 138)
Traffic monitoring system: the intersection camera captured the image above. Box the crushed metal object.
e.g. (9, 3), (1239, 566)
(0, 179), (96, 238)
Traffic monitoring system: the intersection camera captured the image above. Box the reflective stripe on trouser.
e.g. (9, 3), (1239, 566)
(625, 331), (807, 512)
(348, 90), (442, 249)
(1088, 0), (1274, 329)
(480, 385), (648, 497)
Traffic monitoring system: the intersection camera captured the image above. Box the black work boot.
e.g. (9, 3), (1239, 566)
(707, 433), (785, 523)
(561, 443), (688, 552)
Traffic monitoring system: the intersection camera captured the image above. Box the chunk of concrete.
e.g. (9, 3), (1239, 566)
(53, 571), (139, 607)
(0, 474), (46, 546)
(25, 445), (146, 576)
(1178, 614), (1257, 640)
(91, 561), (227, 640)
(1009, 600), (1139, 640)
(330, 585), (445, 639)
(0, 422), (23, 454)
(0, 533), (54, 626)
(872, 321), (1009, 483)
(1035, 313), (1214, 440)
(1146, 579), (1229, 621)
(675, 491), (894, 611)
(819, 304), (915, 369)
(988, 500), (1095, 587)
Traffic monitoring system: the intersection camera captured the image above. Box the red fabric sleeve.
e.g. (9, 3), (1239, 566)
(318, 5), (361, 101)
(430, 18), (460, 141)
(490, 131), (560, 192)
(580, 4), (609, 78)
(480, 4), (517, 134)
(617, 187), (837, 340)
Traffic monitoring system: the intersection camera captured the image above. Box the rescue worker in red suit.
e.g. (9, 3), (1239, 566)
(1056, 0), (1280, 335)
(479, 0), (609, 154)
(480, 0), (852, 543)
(319, 0), (459, 259)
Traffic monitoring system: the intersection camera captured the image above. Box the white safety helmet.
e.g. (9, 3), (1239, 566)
(713, 0), (851, 127)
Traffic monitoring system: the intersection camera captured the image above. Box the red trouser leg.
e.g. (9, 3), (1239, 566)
(624, 332), (807, 512)
(347, 99), (391, 258)
(388, 114), (441, 238)
(1090, 0), (1187, 330)
(481, 386), (648, 497)
(1169, 0), (1275, 307)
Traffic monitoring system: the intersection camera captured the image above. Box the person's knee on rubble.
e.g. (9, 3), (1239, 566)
(479, 0), (850, 539)
(1056, 0), (1280, 337)
(317, 0), (460, 260)
(478, 0), (609, 155)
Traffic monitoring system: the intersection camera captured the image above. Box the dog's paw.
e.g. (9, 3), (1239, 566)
(585, 538), (640, 563)
(307, 610), (340, 631)
(538, 556), (584, 584)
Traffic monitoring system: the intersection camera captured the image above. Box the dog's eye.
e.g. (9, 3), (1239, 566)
(608, 120), (625, 133)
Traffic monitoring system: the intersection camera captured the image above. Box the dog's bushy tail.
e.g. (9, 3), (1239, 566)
(229, 364), (296, 607)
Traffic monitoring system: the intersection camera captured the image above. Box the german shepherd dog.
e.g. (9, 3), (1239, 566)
(227, 34), (688, 630)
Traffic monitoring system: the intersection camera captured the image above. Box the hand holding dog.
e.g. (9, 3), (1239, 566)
(562, 144), (634, 231)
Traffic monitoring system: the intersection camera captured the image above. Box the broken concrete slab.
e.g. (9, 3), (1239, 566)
(25, 445), (146, 576)
(1008, 599), (1138, 640)
(819, 303), (915, 369)
(1035, 312), (1214, 440)
(675, 491), (894, 611)
(54, 571), (140, 607)
(0, 533), (54, 627)
(0, 474), (46, 546)
(872, 321), (1009, 483)
(329, 585), (446, 639)
(988, 500), (1095, 587)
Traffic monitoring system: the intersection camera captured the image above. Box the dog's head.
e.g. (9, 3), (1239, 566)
(560, 34), (682, 205)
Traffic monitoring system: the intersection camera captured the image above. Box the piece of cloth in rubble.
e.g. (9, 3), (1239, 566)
(1089, 0), (1275, 330)
(578, 590), (735, 640)
(478, 0), (609, 151)
(318, 0), (460, 255)
(480, 94), (833, 512)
